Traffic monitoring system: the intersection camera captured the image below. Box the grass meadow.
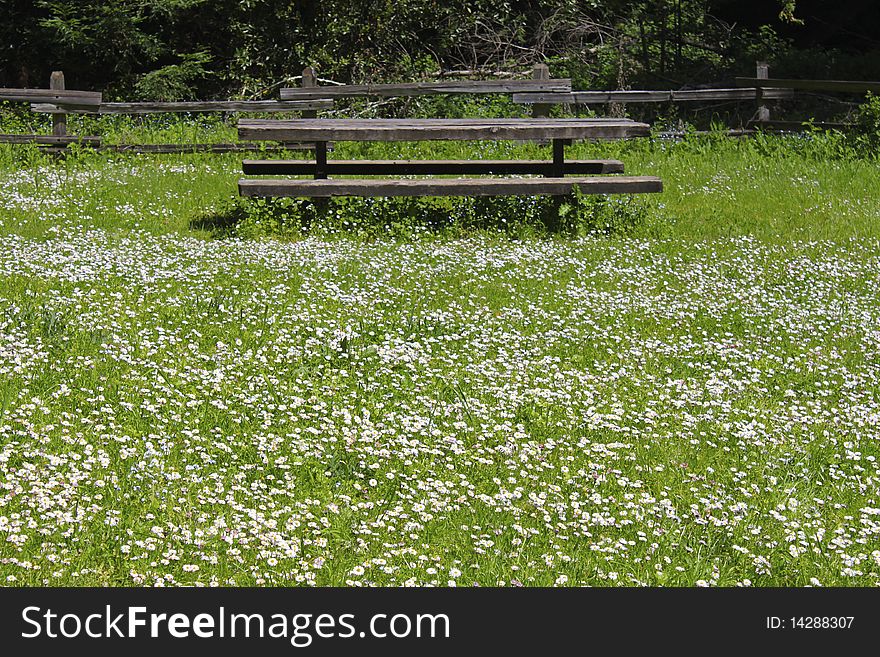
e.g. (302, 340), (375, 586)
(0, 122), (879, 586)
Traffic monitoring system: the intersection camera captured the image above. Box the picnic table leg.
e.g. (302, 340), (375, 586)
(548, 138), (569, 232)
(550, 139), (566, 178)
(314, 141), (328, 179)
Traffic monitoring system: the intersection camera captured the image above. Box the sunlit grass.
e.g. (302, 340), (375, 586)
(0, 127), (878, 586)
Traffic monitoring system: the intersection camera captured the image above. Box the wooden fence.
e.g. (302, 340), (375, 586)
(515, 62), (797, 127)
(517, 62), (872, 131)
(0, 71), (103, 146)
(1, 71), (333, 152)
(2, 63), (875, 152)
(734, 65), (877, 130)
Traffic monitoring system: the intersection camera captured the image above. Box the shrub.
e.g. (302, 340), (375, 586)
(853, 93), (880, 155)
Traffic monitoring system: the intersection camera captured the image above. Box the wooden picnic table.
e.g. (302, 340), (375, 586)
(237, 117), (661, 198)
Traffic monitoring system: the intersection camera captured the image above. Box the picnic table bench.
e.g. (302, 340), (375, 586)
(237, 118), (662, 198)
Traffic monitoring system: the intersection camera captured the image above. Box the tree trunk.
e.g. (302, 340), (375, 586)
(675, 0), (683, 69)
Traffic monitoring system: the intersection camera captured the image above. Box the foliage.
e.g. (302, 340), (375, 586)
(852, 93), (880, 155)
(134, 51), (213, 101)
(557, 186), (648, 235)
(35, 1), (187, 92)
(3, 2), (880, 99)
(777, 1), (802, 24)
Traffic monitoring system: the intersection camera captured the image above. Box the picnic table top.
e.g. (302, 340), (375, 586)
(237, 118), (651, 142)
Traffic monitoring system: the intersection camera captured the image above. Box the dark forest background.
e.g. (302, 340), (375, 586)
(2, 1), (879, 99)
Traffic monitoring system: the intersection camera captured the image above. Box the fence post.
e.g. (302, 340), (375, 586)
(301, 67), (317, 119)
(756, 61), (770, 124)
(50, 71), (67, 137)
(531, 63), (551, 118)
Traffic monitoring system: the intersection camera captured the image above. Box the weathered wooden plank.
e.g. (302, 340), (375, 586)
(0, 88), (102, 108)
(50, 72), (67, 137)
(531, 64), (552, 119)
(749, 119), (853, 131)
(0, 134), (101, 145)
(692, 87), (792, 100)
(1, 136), (306, 151)
(241, 118), (635, 125)
(105, 143), (311, 153)
(279, 79), (572, 99)
(105, 100), (334, 113)
(238, 118), (650, 142)
(31, 99), (334, 114)
(238, 176), (662, 198)
(548, 90), (673, 103)
(241, 159), (625, 175)
(755, 62), (770, 122)
(300, 67), (319, 120)
(43, 143), (311, 155)
(736, 77), (880, 94)
(513, 88), (794, 104)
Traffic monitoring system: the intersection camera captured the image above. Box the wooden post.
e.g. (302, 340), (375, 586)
(314, 141), (328, 179)
(301, 67), (318, 119)
(756, 61), (770, 124)
(284, 67), (318, 152)
(531, 63), (551, 118)
(50, 71), (67, 137)
(301, 66), (328, 209)
(550, 139), (566, 178)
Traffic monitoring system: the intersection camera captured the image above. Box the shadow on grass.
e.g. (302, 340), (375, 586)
(189, 203), (250, 238)
(188, 194), (649, 240)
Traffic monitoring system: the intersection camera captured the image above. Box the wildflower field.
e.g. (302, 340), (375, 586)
(1, 129), (880, 587)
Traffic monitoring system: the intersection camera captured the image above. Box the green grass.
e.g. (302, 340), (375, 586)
(0, 125), (879, 587)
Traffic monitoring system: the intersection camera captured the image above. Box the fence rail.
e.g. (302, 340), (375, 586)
(279, 78), (571, 100)
(0, 134), (101, 145)
(514, 87), (793, 105)
(736, 78), (880, 94)
(748, 120), (853, 131)
(0, 87), (102, 110)
(32, 99), (333, 114)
